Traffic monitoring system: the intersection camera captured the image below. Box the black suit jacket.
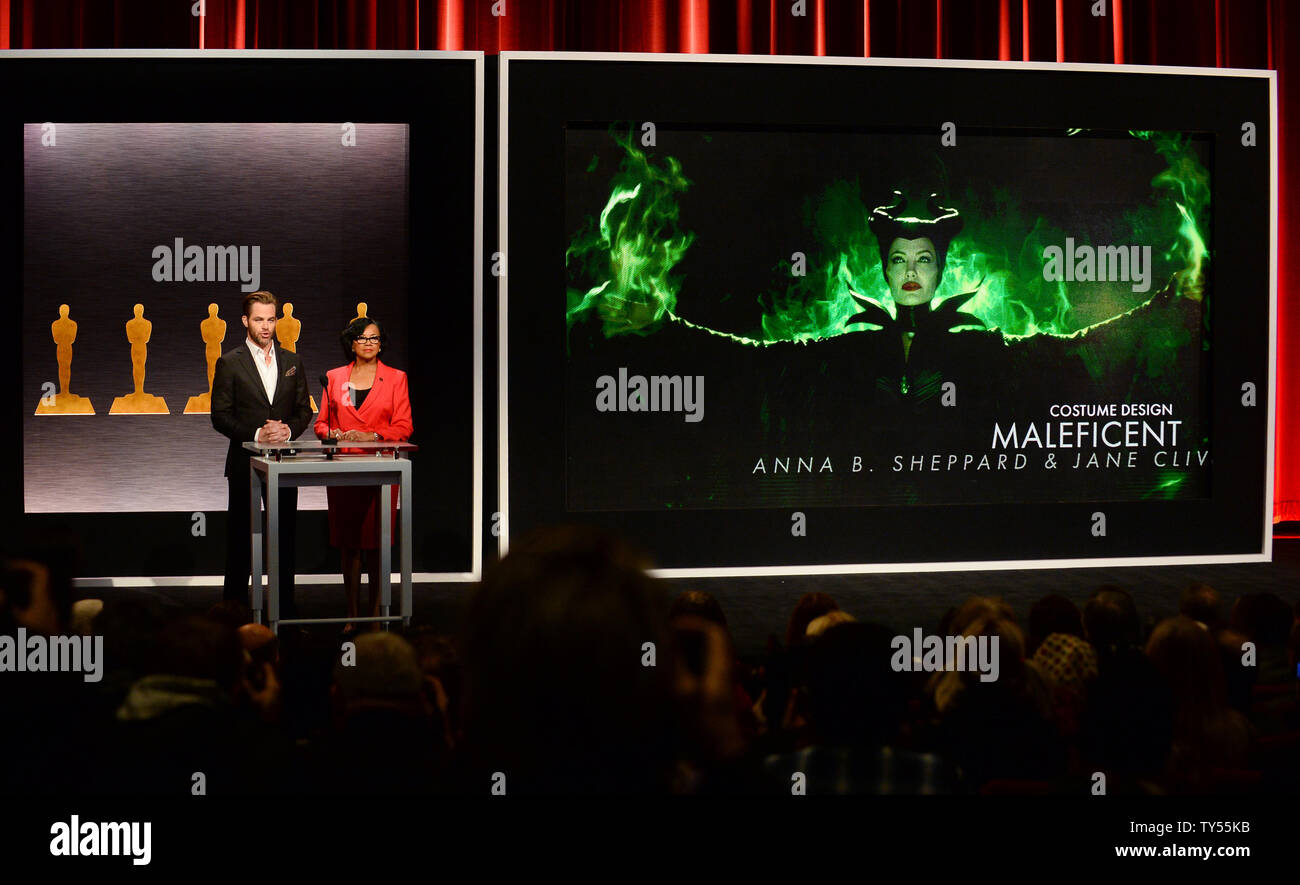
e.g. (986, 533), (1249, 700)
(211, 341), (314, 478)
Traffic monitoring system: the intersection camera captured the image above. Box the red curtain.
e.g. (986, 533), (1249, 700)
(5, 0), (1296, 521)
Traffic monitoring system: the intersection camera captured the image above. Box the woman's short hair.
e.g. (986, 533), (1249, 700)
(339, 315), (386, 363)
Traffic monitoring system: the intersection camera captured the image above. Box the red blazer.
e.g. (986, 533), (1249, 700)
(314, 359), (413, 441)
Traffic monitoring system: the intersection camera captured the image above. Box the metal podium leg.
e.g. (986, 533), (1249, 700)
(249, 465), (263, 625)
(380, 482), (392, 630)
(267, 466), (279, 632)
(401, 461), (412, 627)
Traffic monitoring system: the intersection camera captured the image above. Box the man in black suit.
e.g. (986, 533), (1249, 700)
(211, 291), (313, 615)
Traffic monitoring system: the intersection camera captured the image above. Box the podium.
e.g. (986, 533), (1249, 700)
(243, 440), (417, 633)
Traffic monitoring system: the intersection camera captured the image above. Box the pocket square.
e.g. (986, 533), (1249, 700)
(283, 365), (297, 377)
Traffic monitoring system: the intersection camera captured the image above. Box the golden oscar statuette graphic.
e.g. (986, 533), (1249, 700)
(276, 302), (316, 412)
(351, 301), (368, 324)
(34, 303), (95, 415)
(184, 303), (226, 414)
(109, 303), (169, 414)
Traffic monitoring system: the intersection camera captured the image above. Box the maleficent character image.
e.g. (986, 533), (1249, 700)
(564, 129), (1209, 510)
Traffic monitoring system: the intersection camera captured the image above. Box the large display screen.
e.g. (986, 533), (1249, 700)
(564, 125), (1212, 511)
(24, 121), (409, 513)
(6, 52), (482, 579)
(502, 54), (1273, 571)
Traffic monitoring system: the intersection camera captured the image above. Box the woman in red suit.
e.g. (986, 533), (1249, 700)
(314, 316), (413, 632)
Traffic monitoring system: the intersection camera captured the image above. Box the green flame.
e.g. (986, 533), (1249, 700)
(566, 129), (1210, 344)
(566, 128), (694, 337)
(1143, 470), (1188, 499)
(760, 179), (886, 341)
(1133, 130), (1211, 298)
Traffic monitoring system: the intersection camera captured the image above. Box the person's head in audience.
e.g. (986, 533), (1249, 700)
(1180, 582), (1223, 630)
(1080, 649), (1174, 786)
(94, 599), (163, 680)
(238, 623), (279, 669)
(1214, 625), (1256, 713)
(948, 596), (1017, 637)
(668, 591), (747, 763)
(461, 525), (677, 794)
(231, 623), (281, 720)
(69, 599), (102, 636)
(1027, 594), (1084, 657)
(154, 614), (244, 695)
(764, 597), (843, 739)
(1230, 592), (1292, 646)
(207, 599), (254, 631)
(786, 593), (839, 648)
(799, 622), (908, 748)
(331, 632), (428, 721)
(1230, 592), (1295, 686)
(1083, 585), (1141, 659)
(1031, 632), (1098, 693)
(806, 609), (856, 639)
(1145, 615), (1227, 706)
(404, 628), (464, 750)
(1146, 614), (1248, 781)
(670, 590), (727, 630)
(1, 558), (64, 636)
(933, 596), (1026, 712)
(938, 605), (957, 636)
(671, 614), (747, 764)
(0, 532), (81, 635)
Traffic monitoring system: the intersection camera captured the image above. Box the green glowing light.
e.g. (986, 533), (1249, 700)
(1144, 131), (1211, 298)
(1143, 471), (1187, 499)
(757, 183), (1090, 340)
(566, 128), (694, 337)
(759, 179), (889, 342)
(566, 129), (1210, 347)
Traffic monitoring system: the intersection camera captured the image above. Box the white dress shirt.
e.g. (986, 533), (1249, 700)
(246, 336), (278, 442)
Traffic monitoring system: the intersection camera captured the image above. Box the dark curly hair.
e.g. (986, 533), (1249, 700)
(339, 316), (386, 363)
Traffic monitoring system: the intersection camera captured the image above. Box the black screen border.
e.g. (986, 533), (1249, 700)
(3, 49), (485, 584)
(501, 52), (1275, 573)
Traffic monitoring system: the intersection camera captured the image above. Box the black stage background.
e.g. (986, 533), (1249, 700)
(3, 54), (481, 577)
(86, 539), (1300, 663)
(23, 121), (411, 514)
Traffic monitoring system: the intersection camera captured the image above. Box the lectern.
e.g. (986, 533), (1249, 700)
(243, 440), (418, 633)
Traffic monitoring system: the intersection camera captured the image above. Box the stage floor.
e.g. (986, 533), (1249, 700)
(78, 539), (1300, 660)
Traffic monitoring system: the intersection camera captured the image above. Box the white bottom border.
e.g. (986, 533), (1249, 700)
(74, 573), (477, 588)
